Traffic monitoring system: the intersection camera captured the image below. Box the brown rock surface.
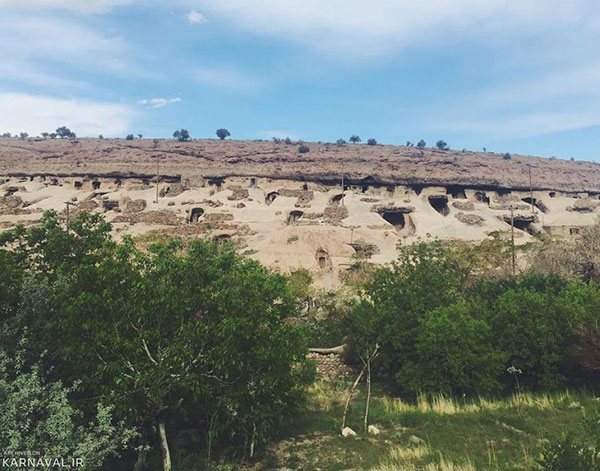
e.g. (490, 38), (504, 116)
(2, 138), (600, 192)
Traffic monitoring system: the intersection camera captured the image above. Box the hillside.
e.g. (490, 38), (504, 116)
(2, 137), (600, 288)
(1, 137), (600, 192)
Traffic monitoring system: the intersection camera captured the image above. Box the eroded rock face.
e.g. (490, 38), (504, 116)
(2, 171), (599, 289)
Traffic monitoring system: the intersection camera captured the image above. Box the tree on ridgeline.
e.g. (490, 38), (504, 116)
(216, 128), (231, 140)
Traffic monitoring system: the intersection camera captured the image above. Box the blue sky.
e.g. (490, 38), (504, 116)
(1, 1), (600, 160)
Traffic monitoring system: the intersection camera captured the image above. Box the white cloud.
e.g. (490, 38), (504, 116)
(194, 66), (261, 89)
(0, 0), (136, 13)
(136, 97), (182, 108)
(186, 10), (206, 25)
(0, 93), (136, 137)
(195, 0), (599, 57)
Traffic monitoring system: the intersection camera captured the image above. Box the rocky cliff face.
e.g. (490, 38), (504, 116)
(1, 138), (599, 287)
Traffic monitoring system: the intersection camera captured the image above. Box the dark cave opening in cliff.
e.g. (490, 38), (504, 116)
(447, 186), (467, 199)
(330, 193), (344, 205)
(381, 211), (405, 229)
(428, 195), (450, 216)
(265, 191), (279, 205)
(92, 180), (101, 190)
(521, 197), (549, 214)
(287, 210), (304, 224)
(474, 191), (490, 204)
(188, 207), (204, 223)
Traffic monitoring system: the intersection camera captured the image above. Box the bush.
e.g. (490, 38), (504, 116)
(417, 139), (426, 149)
(436, 140), (449, 150)
(398, 303), (504, 395)
(336, 138), (346, 146)
(367, 138), (377, 146)
(56, 126), (76, 139)
(349, 135), (361, 144)
(298, 145), (310, 154)
(538, 433), (600, 471)
(173, 129), (190, 141)
(216, 128), (231, 140)
(503, 153), (511, 160)
(125, 134), (134, 140)
(19, 132), (28, 140)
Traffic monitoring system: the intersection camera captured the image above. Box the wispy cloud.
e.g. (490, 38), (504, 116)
(0, 0), (136, 13)
(194, 66), (261, 89)
(186, 10), (206, 25)
(136, 97), (182, 109)
(196, 0), (600, 57)
(0, 93), (136, 137)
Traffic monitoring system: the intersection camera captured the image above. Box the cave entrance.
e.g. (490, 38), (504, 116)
(316, 249), (330, 269)
(265, 191), (279, 205)
(74, 181), (82, 189)
(447, 186), (467, 199)
(250, 177), (256, 187)
(188, 207), (204, 223)
(549, 191), (556, 198)
(208, 178), (224, 190)
(474, 191), (490, 204)
(302, 183), (308, 191)
(379, 209), (416, 236)
(92, 180), (101, 190)
(382, 211), (405, 229)
(330, 193), (345, 205)
(522, 197), (548, 213)
(428, 195), (450, 216)
(287, 210), (304, 225)
(513, 219), (534, 234)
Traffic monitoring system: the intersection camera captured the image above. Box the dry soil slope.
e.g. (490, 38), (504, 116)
(1, 138), (599, 192)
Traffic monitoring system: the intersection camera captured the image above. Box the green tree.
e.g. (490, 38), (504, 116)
(56, 126), (76, 139)
(349, 135), (361, 143)
(125, 134), (134, 140)
(0, 345), (136, 470)
(367, 138), (377, 146)
(436, 139), (449, 150)
(173, 129), (190, 142)
(402, 303), (504, 395)
(417, 139), (426, 148)
(216, 128), (230, 140)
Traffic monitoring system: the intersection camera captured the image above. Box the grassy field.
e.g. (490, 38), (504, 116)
(245, 381), (597, 471)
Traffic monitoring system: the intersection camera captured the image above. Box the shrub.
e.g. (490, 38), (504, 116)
(49, 133), (57, 139)
(173, 129), (190, 141)
(298, 145), (310, 153)
(137, 134), (143, 139)
(56, 126), (76, 139)
(125, 134), (134, 140)
(98, 135), (103, 139)
(367, 138), (377, 146)
(397, 303), (505, 395)
(216, 128), (231, 140)
(503, 153), (511, 160)
(538, 433), (600, 471)
(349, 135), (361, 143)
(41, 132), (49, 139)
(336, 138), (346, 146)
(19, 132), (28, 140)
(436, 139), (449, 150)
(1, 132), (11, 138)
(417, 139), (426, 149)
(284, 137), (292, 145)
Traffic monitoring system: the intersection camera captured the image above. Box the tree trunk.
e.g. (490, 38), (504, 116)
(364, 359), (371, 433)
(341, 367), (364, 432)
(158, 421), (172, 471)
(249, 422), (256, 459)
(133, 449), (148, 471)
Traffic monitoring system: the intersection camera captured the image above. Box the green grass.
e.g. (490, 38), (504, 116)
(251, 381), (597, 471)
